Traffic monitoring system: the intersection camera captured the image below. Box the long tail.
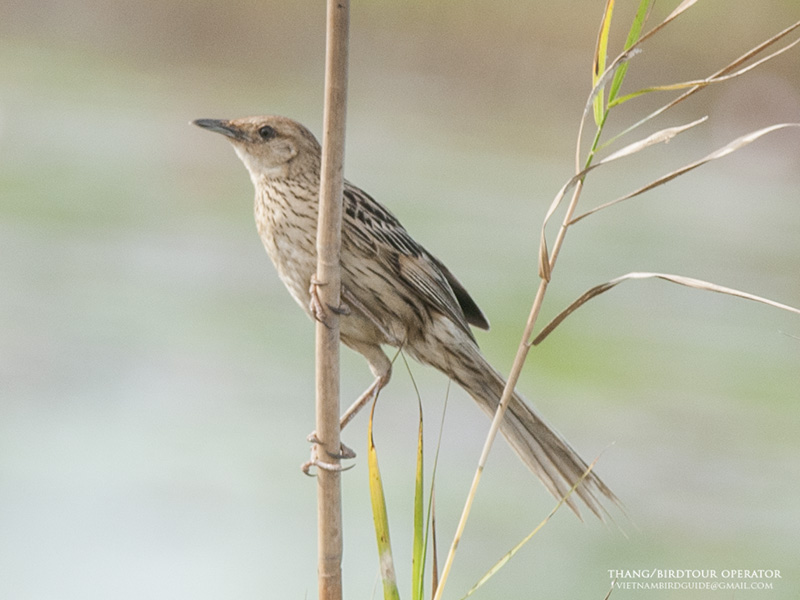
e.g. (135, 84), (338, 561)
(412, 326), (617, 518)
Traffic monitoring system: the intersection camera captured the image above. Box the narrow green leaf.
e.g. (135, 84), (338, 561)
(609, 0), (653, 102)
(461, 457), (603, 599)
(430, 493), (439, 599)
(609, 79), (713, 107)
(427, 384), (450, 600)
(411, 401), (425, 600)
(592, 0), (615, 126)
(398, 351), (428, 600)
(368, 400), (400, 600)
(593, 0), (615, 85)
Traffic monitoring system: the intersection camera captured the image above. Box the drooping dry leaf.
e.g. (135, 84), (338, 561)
(541, 117), (707, 278)
(637, 0), (698, 46)
(533, 272), (800, 345)
(599, 117), (708, 164)
(602, 20), (800, 146)
(609, 33), (800, 108)
(571, 123), (800, 224)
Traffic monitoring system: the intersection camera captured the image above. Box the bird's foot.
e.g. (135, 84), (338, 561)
(307, 431), (357, 459)
(309, 276), (351, 327)
(328, 301), (351, 316)
(301, 432), (356, 475)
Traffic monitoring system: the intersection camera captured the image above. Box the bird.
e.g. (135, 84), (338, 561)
(193, 115), (616, 518)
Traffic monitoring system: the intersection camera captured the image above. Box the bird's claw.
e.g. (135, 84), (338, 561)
(329, 441), (357, 460)
(302, 457), (350, 475)
(302, 433), (356, 475)
(309, 276), (350, 326)
(328, 302), (351, 316)
(307, 431), (356, 459)
(308, 276), (328, 325)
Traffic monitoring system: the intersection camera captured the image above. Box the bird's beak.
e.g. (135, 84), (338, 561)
(192, 119), (247, 141)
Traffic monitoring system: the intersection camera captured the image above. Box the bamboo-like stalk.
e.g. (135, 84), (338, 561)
(434, 6), (800, 596)
(315, 1), (349, 599)
(432, 179), (585, 600)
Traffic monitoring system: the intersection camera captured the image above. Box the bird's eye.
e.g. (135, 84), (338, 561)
(258, 125), (276, 140)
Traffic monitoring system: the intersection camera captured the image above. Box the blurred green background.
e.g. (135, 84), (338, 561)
(2, 1), (799, 598)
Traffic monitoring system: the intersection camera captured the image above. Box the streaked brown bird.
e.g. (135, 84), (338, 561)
(193, 115), (616, 517)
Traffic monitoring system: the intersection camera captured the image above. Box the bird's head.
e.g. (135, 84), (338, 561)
(192, 115), (321, 181)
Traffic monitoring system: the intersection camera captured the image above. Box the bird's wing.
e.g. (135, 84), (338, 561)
(428, 254), (490, 331)
(342, 182), (487, 339)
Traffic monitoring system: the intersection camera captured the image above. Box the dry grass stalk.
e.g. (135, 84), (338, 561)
(433, 3), (800, 598)
(315, 1), (349, 599)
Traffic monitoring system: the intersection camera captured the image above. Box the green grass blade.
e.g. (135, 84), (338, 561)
(368, 399), (401, 600)
(411, 400), (425, 600)
(609, 79), (716, 108)
(397, 352), (427, 600)
(592, 0), (615, 86)
(592, 0), (615, 126)
(430, 493), (439, 599)
(460, 457), (603, 599)
(608, 0), (652, 103)
(426, 384), (450, 599)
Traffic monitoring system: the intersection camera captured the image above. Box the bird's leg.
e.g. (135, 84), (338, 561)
(302, 373), (389, 475)
(338, 372), (389, 430)
(301, 445), (355, 475)
(303, 345), (392, 474)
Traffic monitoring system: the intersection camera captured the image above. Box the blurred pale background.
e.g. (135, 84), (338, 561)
(2, 1), (799, 598)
